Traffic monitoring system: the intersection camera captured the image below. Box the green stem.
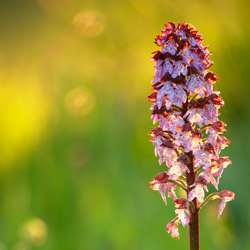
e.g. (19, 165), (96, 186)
(163, 131), (175, 140)
(200, 124), (212, 131)
(177, 179), (187, 188)
(199, 193), (220, 210)
(172, 104), (183, 112)
(174, 148), (181, 157)
(189, 94), (198, 101)
(195, 165), (204, 174)
(168, 180), (187, 192)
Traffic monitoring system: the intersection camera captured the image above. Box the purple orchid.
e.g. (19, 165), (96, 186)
(148, 22), (235, 249)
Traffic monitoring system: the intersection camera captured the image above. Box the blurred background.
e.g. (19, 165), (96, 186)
(0, 0), (249, 249)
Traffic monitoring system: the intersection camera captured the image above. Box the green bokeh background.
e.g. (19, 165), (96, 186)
(0, 0), (249, 249)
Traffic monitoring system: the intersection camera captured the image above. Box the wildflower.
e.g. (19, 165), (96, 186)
(188, 175), (209, 203)
(218, 190), (235, 218)
(149, 172), (176, 205)
(174, 198), (190, 227)
(169, 155), (190, 177)
(148, 22), (235, 243)
(166, 219), (180, 239)
(210, 157), (232, 186)
(195, 143), (215, 170)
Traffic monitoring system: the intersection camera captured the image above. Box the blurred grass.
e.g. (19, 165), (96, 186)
(0, 0), (249, 249)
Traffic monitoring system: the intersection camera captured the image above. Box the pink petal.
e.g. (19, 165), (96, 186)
(207, 129), (218, 148)
(182, 48), (193, 65)
(159, 185), (167, 205)
(189, 37), (197, 46)
(169, 162), (183, 176)
(166, 220), (180, 239)
(188, 109), (203, 127)
(219, 190), (235, 201)
(163, 148), (177, 162)
(186, 74), (204, 93)
(162, 41), (177, 55)
(188, 184), (205, 203)
(176, 209), (189, 227)
(177, 29), (187, 39)
(183, 110), (191, 119)
(173, 85), (187, 107)
(164, 58), (173, 75)
(167, 183), (177, 200)
(218, 200), (226, 218)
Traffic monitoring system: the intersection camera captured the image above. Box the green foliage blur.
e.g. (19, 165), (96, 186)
(0, 0), (249, 249)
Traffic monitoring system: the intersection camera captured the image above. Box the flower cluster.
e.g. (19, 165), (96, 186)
(148, 22), (235, 238)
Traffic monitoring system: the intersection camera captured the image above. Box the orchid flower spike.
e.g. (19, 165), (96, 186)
(148, 22), (235, 240)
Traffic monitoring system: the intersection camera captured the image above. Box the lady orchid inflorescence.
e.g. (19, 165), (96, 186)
(148, 22), (235, 242)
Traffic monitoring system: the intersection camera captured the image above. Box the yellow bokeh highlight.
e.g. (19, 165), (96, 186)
(73, 10), (106, 37)
(20, 218), (48, 246)
(0, 75), (50, 170)
(64, 86), (95, 116)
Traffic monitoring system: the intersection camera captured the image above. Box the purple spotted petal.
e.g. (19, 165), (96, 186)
(162, 41), (177, 55)
(159, 185), (167, 205)
(176, 209), (189, 227)
(188, 184), (205, 203)
(218, 200), (226, 218)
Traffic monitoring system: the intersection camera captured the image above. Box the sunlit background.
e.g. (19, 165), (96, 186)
(0, 0), (249, 249)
